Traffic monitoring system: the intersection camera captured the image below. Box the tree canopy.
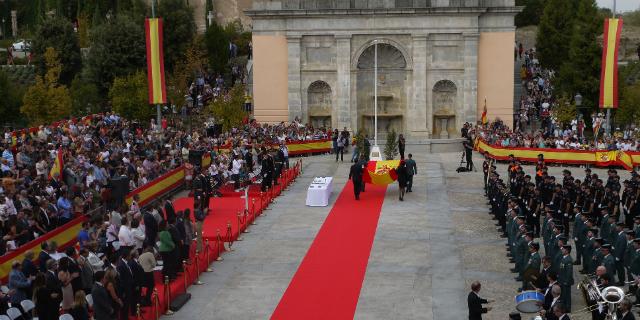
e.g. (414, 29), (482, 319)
(158, 0), (196, 71)
(515, 0), (545, 27)
(536, 0), (580, 71)
(208, 84), (247, 132)
(0, 69), (25, 126)
(32, 16), (82, 86)
(109, 70), (154, 123)
(205, 21), (230, 73)
(85, 14), (146, 96)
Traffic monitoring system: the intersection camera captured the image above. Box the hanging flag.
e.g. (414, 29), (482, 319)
(481, 98), (488, 125)
(599, 18), (623, 109)
(49, 148), (63, 181)
(145, 18), (167, 104)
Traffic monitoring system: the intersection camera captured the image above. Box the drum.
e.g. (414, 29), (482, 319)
(515, 291), (544, 313)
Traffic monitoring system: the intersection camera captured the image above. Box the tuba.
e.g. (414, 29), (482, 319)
(577, 275), (601, 305)
(600, 286), (625, 320)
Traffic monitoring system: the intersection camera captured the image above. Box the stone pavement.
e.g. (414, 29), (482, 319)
(166, 151), (625, 319)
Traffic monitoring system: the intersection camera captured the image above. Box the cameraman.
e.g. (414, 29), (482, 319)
(463, 137), (474, 171)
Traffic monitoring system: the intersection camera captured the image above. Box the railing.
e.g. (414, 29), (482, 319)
(276, 0), (507, 10)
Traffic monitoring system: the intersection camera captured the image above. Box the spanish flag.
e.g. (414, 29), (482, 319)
(49, 148), (63, 181)
(363, 160), (400, 186)
(481, 99), (488, 125)
(599, 18), (623, 109)
(145, 18), (167, 105)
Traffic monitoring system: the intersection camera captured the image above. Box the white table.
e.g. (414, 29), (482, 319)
(306, 177), (333, 207)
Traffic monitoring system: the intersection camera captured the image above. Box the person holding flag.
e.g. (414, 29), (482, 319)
(48, 148), (63, 181)
(481, 98), (488, 126)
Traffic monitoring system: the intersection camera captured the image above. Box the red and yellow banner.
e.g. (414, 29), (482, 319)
(600, 18), (623, 109)
(48, 148), (63, 181)
(215, 139), (332, 155)
(363, 160), (400, 185)
(145, 18), (167, 105)
(0, 217), (84, 281)
(126, 166), (185, 206)
(476, 139), (636, 171)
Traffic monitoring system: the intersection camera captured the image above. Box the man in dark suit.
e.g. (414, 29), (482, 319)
(348, 160), (365, 200)
(553, 303), (571, 320)
(542, 271), (558, 311)
(143, 210), (159, 248)
(467, 281), (492, 320)
(404, 153), (417, 192)
(116, 249), (135, 319)
(619, 299), (636, 320)
(164, 199), (176, 222)
(44, 259), (62, 309)
(535, 256), (552, 290)
(38, 242), (52, 272)
(92, 271), (115, 320)
(613, 223), (627, 285)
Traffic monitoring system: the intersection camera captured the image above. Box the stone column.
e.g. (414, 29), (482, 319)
(411, 35), (428, 137)
(335, 35), (351, 130)
(462, 33), (479, 129)
(287, 35), (302, 122)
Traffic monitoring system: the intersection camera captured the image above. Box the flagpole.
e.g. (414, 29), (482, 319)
(151, 0), (161, 132)
(606, 0), (615, 137)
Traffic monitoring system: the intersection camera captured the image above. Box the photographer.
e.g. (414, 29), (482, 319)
(463, 137), (474, 171)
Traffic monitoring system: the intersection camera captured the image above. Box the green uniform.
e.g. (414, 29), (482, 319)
(516, 235), (527, 273)
(600, 215), (611, 241)
(630, 249), (640, 279)
(591, 248), (604, 275)
(523, 251), (541, 289)
(559, 254), (574, 311)
(583, 237), (595, 273)
(602, 254), (616, 282)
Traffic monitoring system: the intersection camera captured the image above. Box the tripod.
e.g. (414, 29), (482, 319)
(459, 151), (477, 172)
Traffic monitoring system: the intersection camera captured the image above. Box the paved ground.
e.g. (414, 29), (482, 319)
(169, 150), (628, 320)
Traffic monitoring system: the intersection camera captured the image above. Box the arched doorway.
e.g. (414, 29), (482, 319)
(307, 81), (332, 129)
(356, 43), (408, 138)
(432, 80), (457, 139)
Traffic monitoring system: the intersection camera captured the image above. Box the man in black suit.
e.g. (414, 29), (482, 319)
(348, 160), (365, 200)
(467, 281), (492, 320)
(143, 209), (158, 248)
(116, 249), (135, 319)
(619, 299), (635, 320)
(535, 256), (552, 290)
(44, 259), (62, 310)
(542, 271), (558, 311)
(92, 271), (115, 320)
(553, 303), (571, 320)
(38, 242), (52, 272)
(164, 199), (176, 222)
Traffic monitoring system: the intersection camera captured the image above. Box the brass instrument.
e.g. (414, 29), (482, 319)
(601, 286), (625, 320)
(577, 275), (601, 305)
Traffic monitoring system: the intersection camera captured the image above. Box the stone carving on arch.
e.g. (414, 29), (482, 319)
(307, 80), (332, 128)
(351, 39), (413, 70)
(432, 80), (458, 138)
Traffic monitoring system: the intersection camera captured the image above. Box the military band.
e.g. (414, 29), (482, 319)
(485, 153), (640, 318)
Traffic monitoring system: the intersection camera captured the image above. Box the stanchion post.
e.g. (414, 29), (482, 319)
(153, 288), (160, 320)
(182, 260), (188, 292)
(236, 212), (244, 240)
(251, 199), (257, 225)
(215, 229), (224, 260)
(204, 238), (214, 271)
(194, 249), (204, 284)
(243, 209), (251, 232)
(164, 276), (174, 315)
(226, 222), (235, 251)
(137, 303), (141, 320)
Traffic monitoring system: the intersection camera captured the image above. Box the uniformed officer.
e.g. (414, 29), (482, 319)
(521, 241), (541, 291)
(581, 228), (598, 275)
(558, 244), (574, 312)
(591, 238), (605, 275)
(624, 230), (636, 285)
(614, 222), (628, 285)
(601, 244), (616, 284)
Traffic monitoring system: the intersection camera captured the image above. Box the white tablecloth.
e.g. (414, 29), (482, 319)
(306, 177), (333, 207)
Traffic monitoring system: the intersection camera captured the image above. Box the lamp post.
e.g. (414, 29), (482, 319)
(575, 93), (582, 108)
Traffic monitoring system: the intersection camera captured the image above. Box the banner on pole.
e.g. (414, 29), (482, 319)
(599, 18), (623, 109)
(145, 18), (167, 105)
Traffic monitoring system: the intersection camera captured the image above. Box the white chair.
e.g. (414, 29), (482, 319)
(6, 307), (21, 320)
(59, 314), (74, 320)
(20, 299), (35, 315)
(0, 315), (10, 320)
(0, 286), (8, 294)
(85, 293), (93, 308)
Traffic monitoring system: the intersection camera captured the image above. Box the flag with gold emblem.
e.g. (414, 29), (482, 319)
(363, 160), (400, 185)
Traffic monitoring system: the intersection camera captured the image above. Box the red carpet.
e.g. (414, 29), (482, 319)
(271, 181), (387, 320)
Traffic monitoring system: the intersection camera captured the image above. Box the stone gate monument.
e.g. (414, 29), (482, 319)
(248, 0), (520, 139)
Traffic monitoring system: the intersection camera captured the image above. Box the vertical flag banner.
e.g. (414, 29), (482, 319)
(481, 98), (488, 125)
(599, 18), (623, 109)
(145, 18), (167, 104)
(49, 148), (63, 181)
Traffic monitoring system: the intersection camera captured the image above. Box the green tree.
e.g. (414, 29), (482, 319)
(0, 69), (25, 126)
(158, 0), (195, 71)
(204, 21), (230, 73)
(551, 95), (577, 127)
(85, 14), (146, 96)
(207, 84), (247, 132)
(21, 47), (72, 125)
(555, 0), (602, 109)
(515, 0), (545, 27)
(32, 16), (82, 85)
(109, 70), (154, 122)
(70, 75), (101, 116)
(168, 36), (207, 107)
(384, 129), (398, 160)
(536, 0), (579, 70)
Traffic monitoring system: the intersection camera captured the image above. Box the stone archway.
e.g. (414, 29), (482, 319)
(307, 81), (332, 128)
(356, 43), (408, 138)
(432, 80), (457, 139)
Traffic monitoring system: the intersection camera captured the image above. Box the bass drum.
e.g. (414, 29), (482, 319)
(515, 291), (544, 313)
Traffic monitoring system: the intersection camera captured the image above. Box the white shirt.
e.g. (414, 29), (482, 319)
(232, 159), (244, 175)
(131, 227), (145, 250)
(118, 225), (134, 247)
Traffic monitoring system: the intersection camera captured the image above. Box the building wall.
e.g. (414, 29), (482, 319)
(477, 31), (515, 128)
(253, 35), (289, 123)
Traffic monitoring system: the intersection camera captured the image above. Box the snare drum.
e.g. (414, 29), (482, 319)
(515, 290), (544, 313)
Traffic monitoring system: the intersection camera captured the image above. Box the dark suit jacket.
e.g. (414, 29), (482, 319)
(91, 283), (114, 320)
(164, 201), (176, 222)
(38, 251), (51, 272)
(116, 259), (134, 299)
(44, 270), (62, 306)
(536, 267), (550, 290)
(143, 212), (158, 245)
(621, 312), (636, 320)
(22, 258), (37, 277)
(467, 291), (488, 320)
(349, 163), (363, 182)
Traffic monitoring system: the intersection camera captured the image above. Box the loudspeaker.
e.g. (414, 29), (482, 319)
(188, 150), (204, 167)
(169, 293), (191, 311)
(111, 176), (129, 200)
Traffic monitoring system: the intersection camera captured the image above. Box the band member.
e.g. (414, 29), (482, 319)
(467, 281), (492, 320)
